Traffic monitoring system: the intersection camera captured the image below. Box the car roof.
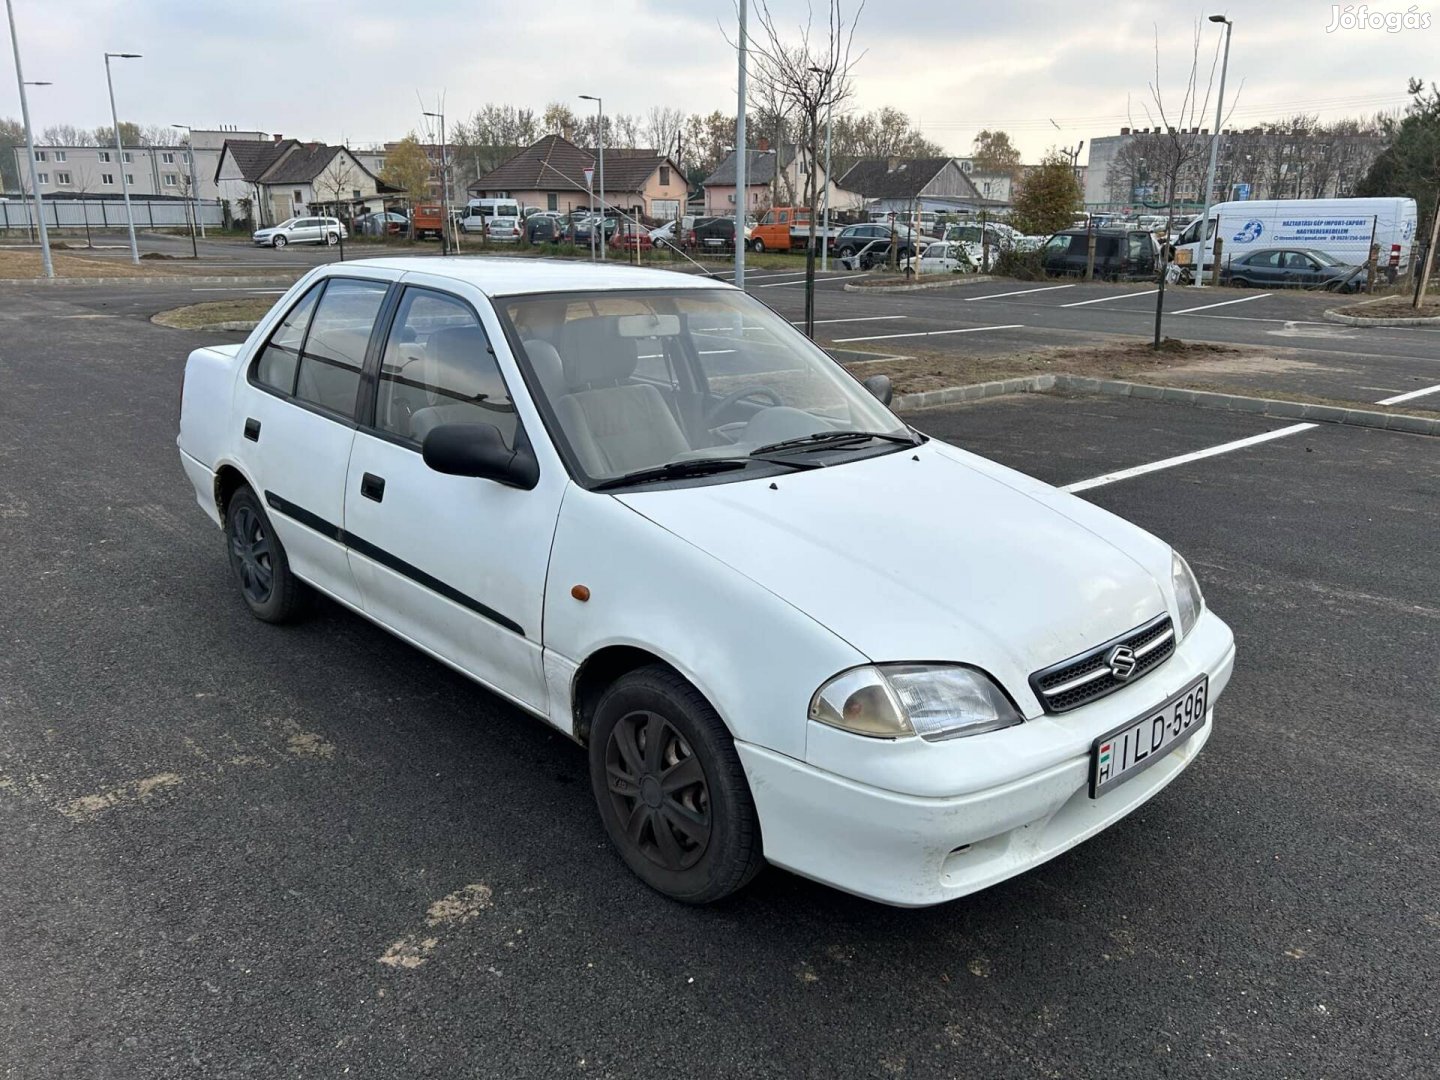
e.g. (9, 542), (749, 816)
(325, 257), (735, 298)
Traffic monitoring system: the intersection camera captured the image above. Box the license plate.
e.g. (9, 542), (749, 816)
(1090, 676), (1208, 798)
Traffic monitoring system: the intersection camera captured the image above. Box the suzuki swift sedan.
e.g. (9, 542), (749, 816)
(177, 258), (1235, 906)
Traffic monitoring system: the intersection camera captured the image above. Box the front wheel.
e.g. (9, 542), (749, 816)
(272, 235), (287, 249)
(225, 487), (306, 623)
(750, 238), (765, 253)
(589, 665), (763, 904)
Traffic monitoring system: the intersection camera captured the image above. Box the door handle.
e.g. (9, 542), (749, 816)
(243, 417), (261, 442)
(360, 472), (386, 502)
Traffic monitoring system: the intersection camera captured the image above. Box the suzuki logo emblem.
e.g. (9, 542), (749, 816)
(1107, 645), (1138, 680)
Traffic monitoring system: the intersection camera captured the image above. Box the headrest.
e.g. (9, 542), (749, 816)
(425, 326), (505, 403)
(559, 317), (638, 390)
(523, 339), (566, 399)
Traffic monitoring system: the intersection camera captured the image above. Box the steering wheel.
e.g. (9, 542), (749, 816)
(704, 386), (783, 427)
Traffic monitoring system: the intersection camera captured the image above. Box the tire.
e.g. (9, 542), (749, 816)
(750, 238), (765, 253)
(272, 235), (287, 249)
(225, 487), (306, 624)
(1230, 277), (1248, 288)
(326, 232), (339, 246)
(589, 665), (763, 904)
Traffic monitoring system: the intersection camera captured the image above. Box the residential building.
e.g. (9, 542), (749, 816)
(10, 128), (270, 201)
(215, 138), (396, 226)
(467, 135), (688, 220)
(837, 157), (997, 216)
(700, 141), (861, 216)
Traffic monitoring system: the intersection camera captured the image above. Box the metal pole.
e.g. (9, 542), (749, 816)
(439, 113), (449, 254)
(597, 99), (605, 261)
(734, 0), (747, 288)
(821, 93), (832, 273)
(6, 0), (52, 278)
(1194, 16), (1231, 287)
(104, 52), (140, 264)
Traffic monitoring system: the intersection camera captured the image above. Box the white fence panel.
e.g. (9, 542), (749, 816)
(0, 198), (224, 230)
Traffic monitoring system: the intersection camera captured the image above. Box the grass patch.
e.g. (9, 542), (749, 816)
(152, 297), (275, 329)
(0, 248), (192, 278)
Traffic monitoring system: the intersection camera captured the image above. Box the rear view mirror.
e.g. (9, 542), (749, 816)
(862, 374), (893, 406)
(422, 423), (539, 490)
(617, 313), (681, 338)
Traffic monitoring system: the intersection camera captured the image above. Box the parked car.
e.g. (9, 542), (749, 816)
(526, 215), (565, 244)
(906, 240), (981, 275)
(1039, 229), (1159, 279)
(833, 223), (918, 263)
(650, 216), (697, 251)
(1219, 248), (1362, 291)
(252, 217), (348, 248)
(355, 212), (409, 237)
(610, 221), (653, 252)
(689, 216), (743, 252)
(177, 258), (1233, 908)
(566, 217), (598, 246)
(484, 216), (521, 242)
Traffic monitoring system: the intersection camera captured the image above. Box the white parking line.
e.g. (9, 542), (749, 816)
(792, 315), (907, 326)
(966, 284), (1077, 301)
(755, 273), (868, 288)
(1169, 292), (1272, 315)
(1063, 423), (1318, 493)
(1375, 382), (1440, 406)
(1061, 289), (1161, 308)
(833, 324), (1023, 343)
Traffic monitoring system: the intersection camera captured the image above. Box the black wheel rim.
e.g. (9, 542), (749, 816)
(230, 505), (274, 603)
(604, 710), (711, 871)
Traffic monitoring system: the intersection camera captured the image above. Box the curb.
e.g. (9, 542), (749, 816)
(1323, 306), (1440, 327)
(0, 274), (301, 286)
(894, 373), (1440, 436)
(843, 274), (998, 294)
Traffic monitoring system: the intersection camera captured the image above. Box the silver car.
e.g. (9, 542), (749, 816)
(252, 216), (348, 248)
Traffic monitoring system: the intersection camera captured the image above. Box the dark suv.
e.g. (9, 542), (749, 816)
(834, 223), (918, 264)
(1040, 229), (1158, 279)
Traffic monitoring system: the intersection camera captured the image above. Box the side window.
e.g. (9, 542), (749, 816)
(295, 279), (389, 417)
(374, 288), (516, 447)
(253, 286), (322, 393)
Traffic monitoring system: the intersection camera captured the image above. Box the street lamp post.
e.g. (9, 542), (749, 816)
(5, 0), (52, 277)
(579, 95), (604, 261)
(1194, 14), (1232, 288)
(734, 0), (748, 288)
(173, 124), (205, 240)
(104, 51), (142, 265)
(422, 110), (450, 254)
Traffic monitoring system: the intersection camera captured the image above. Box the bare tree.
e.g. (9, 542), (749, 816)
(644, 107), (686, 163)
(315, 150), (358, 261)
(744, 0), (865, 335)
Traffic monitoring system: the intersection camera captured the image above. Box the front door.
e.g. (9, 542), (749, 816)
(342, 281), (563, 714)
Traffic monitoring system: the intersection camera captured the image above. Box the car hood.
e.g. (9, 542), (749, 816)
(617, 441), (1174, 713)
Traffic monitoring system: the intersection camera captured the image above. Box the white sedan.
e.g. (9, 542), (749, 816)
(176, 258), (1235, 907)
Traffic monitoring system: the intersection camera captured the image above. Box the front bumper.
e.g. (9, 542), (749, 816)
(737, 609), (1235, 907)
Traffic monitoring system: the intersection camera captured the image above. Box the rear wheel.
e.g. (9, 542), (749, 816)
(225, 487), (306, 623)
(1230, 276), (1249, 288)
(326, 232), (339, 245)
(589, 665), (763, 904)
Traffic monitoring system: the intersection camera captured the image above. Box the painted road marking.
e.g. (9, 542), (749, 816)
(190, 287), (287, 293)
(1375, 382), (1440, 406)
(1061, 289), (1161, 308)
(1063, 423), (1318, 494)
(793, 315), (908, 326)
(966, 284), (1078, 301)
(1170, 292), (1273, 315)
(756, 273), (868, 288)
(833, 324), (1024, 343)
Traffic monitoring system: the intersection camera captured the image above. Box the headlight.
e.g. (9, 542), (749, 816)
(809, 664), (1022, 742)
(1171, 551), (1204, 639)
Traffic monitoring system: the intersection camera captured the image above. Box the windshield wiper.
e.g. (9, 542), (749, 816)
(752, 429), (919, 456)
(592, 451), (825, 491)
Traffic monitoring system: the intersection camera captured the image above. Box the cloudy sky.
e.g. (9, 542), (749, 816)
(3, 0), (1433, 160)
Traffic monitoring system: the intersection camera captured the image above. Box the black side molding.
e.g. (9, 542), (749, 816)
(263, 490), (524, 637)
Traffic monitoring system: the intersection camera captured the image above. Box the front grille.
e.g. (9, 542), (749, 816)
(1029, 614), (1175, 714)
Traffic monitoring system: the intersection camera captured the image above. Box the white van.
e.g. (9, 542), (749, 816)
(1175, 197), (1418, 276)
(462, 198), (522, 233)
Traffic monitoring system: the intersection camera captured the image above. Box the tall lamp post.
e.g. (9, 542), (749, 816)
(579, 95), (604, 261)
(172, 123), (204, 241)
(734, 0), (748, 287)
(5, 0), (52, 278)
(1194, 14), (1232, 288)
(423, 109), (450, 254)
(104, 51), (142, 265)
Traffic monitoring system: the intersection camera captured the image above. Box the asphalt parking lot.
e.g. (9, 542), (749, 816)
(2, 272), (1438, 1078)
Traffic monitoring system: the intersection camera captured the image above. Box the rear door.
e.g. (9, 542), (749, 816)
(238, 273), (394, 606)
(342, 278), (564, 713)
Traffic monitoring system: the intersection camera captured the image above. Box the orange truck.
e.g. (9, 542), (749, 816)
(748, 207), (843, 253)
(412, 204), (445, 240)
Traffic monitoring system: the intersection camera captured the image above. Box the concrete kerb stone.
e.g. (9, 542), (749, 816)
(1323, 302), (1440, 327)
(843, 275), (998, 294)
(894, 372), (1440, 436)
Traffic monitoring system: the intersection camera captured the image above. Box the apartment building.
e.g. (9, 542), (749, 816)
(11, 128), (271, 201)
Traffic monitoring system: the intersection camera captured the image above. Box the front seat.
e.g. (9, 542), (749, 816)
(554, 319), (690, 476)
(409, 326), (513, 442)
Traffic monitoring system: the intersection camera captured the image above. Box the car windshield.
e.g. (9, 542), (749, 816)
(276, 218), (297, 229)
(502, 288), (912, 487)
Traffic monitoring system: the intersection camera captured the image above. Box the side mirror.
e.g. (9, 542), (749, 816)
(421, 423), (539, 490)
(862, 373), (893, 407)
